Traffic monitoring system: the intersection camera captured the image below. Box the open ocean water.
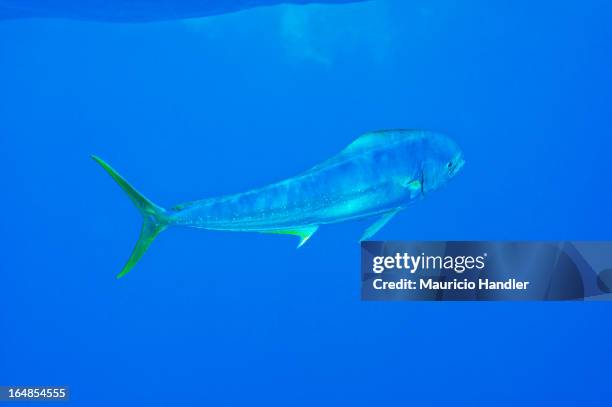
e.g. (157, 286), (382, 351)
(1, 0), (611, 405)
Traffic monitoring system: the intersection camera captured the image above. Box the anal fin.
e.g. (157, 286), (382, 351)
(360, 209), (401, 241)
(262, 225), (319, 248)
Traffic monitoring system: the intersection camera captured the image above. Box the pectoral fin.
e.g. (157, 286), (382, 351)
(405, 179), (421, 192)
(262, 225), (319, 248)
(360, 209), (401, 241)
(404, 177), (423, 198)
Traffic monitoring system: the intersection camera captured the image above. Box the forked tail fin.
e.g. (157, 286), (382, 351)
(91, 155), (169, 279)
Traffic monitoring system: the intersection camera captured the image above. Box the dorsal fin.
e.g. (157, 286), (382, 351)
(342, 130), (424, 155)
(304, 130), (422, 174)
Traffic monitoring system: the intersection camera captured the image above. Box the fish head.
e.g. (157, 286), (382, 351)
(420, 133), (465, 194)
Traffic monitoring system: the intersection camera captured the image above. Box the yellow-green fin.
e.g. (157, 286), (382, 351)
(405, 179), (421, 192)
(262, 225), (319, 248)
(91, 155), (169, 279)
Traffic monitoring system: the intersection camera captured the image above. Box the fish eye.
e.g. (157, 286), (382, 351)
(447, 161), (453, 169)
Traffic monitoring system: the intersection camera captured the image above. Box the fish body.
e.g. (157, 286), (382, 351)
(173, 130), (454, 230)
(0, 0), (368, 22)
(93, 130), (465, 278)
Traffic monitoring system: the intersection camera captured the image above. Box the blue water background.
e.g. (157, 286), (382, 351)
(1, 1), (611, 405)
